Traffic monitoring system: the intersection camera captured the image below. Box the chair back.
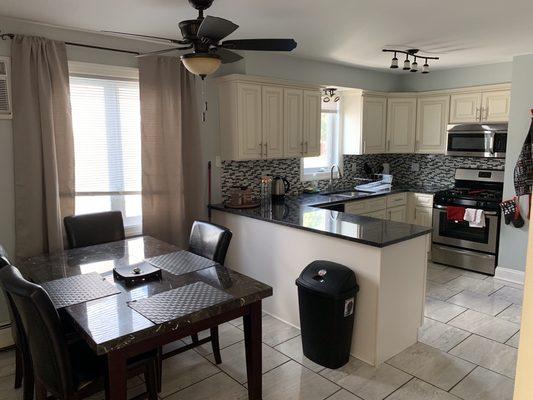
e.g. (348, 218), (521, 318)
(188, 221), (232, 265)
(0, 249), (28, 358)
(64, 211), (125, 249)
(0, 265), (75, 397)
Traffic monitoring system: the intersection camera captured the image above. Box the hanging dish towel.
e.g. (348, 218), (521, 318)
(514, 109), (533, 196)
(464, 208), (485, 228)
(447, 206), (465, 221)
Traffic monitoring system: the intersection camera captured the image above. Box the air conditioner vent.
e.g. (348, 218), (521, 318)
(0, 57), (12, 119)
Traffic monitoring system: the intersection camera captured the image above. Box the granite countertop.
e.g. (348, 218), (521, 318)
(210, 186), (448, 248)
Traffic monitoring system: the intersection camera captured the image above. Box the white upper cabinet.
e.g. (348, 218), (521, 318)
(361, 95), (387, 154)
(283, 89), (304, 157)
(450, 89), (510, 123)
(236, 83), (263, 160)
(482, 90), (511, 122)
(450, 93), (482, 123)
(262, 85), (284, 159)
(218, 75), (321, 161)
(303, 90), (321, 157)
(416, 95), (450, 153)
(386, 97), (417, 153)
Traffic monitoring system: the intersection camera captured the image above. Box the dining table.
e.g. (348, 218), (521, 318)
(17, 235), (273, 400)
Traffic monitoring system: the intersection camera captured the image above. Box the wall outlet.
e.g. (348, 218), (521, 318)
(215, 156), (222, 168)
(411, 163), (420, 172)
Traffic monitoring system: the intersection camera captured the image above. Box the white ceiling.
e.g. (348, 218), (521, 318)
(1, 0), (533, 71)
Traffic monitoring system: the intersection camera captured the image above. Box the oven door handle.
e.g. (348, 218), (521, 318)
(433, 204), (499, 216)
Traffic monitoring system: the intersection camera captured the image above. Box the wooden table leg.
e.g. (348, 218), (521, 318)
(106, 350), (128, 400)
(244, 301), (262, 400)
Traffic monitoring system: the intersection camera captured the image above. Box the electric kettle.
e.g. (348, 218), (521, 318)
(272, 176), (291, 200)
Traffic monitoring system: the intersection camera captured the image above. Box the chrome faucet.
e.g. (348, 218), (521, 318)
(329, 164), (343, 190)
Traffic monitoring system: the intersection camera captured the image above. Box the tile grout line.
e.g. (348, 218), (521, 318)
(381, 376), (416, 400)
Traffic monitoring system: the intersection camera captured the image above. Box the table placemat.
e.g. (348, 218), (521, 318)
(127, 281), (235, 324)
(146, 251), (216, 276)
(41, 272), (121, 309)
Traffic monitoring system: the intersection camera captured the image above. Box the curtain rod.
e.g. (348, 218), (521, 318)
(0, 32), (140, 56)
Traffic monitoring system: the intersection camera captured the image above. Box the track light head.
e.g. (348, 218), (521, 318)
(403, 56), (411, 70)
(422, 60), (430, 74)
(410, 58), (418, 72)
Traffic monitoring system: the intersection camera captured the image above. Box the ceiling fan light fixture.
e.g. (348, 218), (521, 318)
(181, 53), (221, 79)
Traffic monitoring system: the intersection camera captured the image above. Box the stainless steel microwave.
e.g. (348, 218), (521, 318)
(446, 123), (507, 158)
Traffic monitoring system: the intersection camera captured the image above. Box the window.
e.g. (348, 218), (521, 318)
(69, 63), (142, 235)
(302, 100), (341, 180)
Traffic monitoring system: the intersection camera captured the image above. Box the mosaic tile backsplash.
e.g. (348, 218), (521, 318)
(220, 154), (505, 200)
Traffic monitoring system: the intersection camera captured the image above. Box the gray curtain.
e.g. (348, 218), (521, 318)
(139, 56), (203, 248)
(11, 35), (75, 260)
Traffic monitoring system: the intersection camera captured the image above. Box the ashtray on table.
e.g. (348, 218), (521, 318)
(113, 261), (162, 286)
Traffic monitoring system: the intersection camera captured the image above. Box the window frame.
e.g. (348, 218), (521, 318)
(301, 102), (343, 182)
(68, 62), (142, 237)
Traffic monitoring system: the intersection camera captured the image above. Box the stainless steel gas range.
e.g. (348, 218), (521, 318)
(431, 168), (504, 275)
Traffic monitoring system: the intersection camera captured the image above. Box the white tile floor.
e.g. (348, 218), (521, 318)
(0, 262), (523, 399)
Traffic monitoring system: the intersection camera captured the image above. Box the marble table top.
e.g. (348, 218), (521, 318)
(17, 236), (272, 355)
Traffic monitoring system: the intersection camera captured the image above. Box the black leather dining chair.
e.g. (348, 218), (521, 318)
(157, 221), (233, 388)
(0, 247), (34, 400)
(64, 211), (125, 249)
(0, 265), (159, 400)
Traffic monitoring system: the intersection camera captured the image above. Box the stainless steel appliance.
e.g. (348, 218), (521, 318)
(272, 176), (291, 200)
(432, 168), (504, 275)
(446, 123), (507, 158)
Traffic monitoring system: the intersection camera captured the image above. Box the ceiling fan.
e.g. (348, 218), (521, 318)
(103, 0), (297, 79)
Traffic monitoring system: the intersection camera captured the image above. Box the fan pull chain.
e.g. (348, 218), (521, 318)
(201, 78), (208, 123)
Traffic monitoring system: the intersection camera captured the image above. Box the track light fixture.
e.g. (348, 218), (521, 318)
(383, 49), (439, 74)
(323, 88), (340, 103)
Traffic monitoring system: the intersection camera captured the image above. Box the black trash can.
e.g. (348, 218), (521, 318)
(295, 260), (358, 369)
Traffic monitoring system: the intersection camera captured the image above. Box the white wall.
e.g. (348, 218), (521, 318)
(399, 62), (513, 92)
(498, 54), (533, 272)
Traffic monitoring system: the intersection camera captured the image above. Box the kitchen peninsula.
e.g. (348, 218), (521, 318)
(211, 190), (432, 366)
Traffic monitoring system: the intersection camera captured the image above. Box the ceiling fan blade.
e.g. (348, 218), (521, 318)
(102, 30), (188, 45)
(136, 46), (193, 58)
(198, 16), (239, 43)
(221, 39), (297, 52)
(211, 48), (244, 64)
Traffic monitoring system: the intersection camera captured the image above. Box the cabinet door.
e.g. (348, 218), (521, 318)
(388, 205), (407, 222)
(414, 206), (433, 227)
(262, 86), (284, 159)
(416, 96), (450, 153)
(386, 97), (417, 153)
(303, 90), (322, 157)
(450, 93), (482, 123)
(362, 209), (387, 220)
(237, 83), (263, 160)
(362, 96), (387, 154)
(482, 90), (510, 122)
(283, 89), (304, 157)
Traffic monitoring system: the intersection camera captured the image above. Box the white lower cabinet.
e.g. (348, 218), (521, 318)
(343, 193), (433, 226)
(414, 206), (433, 227)
(388, 206), (407, 222)
(362, 209), (388, 219)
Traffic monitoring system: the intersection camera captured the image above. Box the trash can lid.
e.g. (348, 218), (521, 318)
(295, 260), (358, 298)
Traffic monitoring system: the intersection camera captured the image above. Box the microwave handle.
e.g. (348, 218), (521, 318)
(434, 204), (498, 216)
(489, 133), (495, 155)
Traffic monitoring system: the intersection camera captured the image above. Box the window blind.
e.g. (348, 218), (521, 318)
(69, 75), (142, 230)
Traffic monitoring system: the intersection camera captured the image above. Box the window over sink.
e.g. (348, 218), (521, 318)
(302, 99), (341, 181)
